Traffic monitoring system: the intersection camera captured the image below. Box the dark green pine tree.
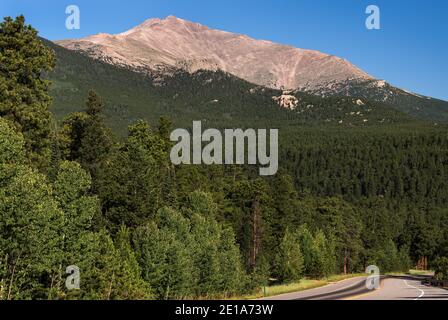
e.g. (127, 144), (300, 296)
(0, 16), (55, 170)
(85, 89), (105, 118)
(78, 90), (112, 179)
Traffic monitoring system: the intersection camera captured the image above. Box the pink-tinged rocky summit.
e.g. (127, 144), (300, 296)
(56, 16), (373, 91)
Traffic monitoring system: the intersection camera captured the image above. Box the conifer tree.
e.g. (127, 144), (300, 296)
(0, 16), (55, 169)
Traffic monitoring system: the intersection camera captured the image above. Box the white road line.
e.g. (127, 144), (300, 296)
(404, 280), (425, 300)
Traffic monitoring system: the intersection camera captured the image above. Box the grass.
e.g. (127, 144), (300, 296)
(191, 271), (430, 300)
(386, 269), (434, 277)
(408, 269), (434, 276)
(235, 274), (367, 300)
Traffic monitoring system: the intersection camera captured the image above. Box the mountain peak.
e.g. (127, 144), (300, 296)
(56, 17), (373, 90)
(124, 15), (209, 35)
(139, 15), (185, 26)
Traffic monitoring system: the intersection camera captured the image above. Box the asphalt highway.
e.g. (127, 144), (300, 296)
(353, 276), (448, 300)
(259, 275), (448, 300)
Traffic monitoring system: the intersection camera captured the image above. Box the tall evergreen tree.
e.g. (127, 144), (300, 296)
(79, 90), (112, 178)
(0, 16), (55, 169)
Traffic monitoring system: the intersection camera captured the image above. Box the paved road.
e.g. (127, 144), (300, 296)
(353, 276), (448, 300)
(260, 276), (448, 300)
(260, 276), (369, 300)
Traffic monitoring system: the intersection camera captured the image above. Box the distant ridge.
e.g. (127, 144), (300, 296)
(55, 16), (448, 122)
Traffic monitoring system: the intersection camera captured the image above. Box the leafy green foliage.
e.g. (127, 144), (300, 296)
(0, 118), (25, 164)
(274, 228), (304, 283)
(132, 193), (246, 299)
(433, 257), (448, 281)
(0, 124), (62, 299)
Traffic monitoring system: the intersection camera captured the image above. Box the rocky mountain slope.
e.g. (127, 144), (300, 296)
(55, 16), (448, 122)
(45, 39), (418, 135)
(56, 16), (373, 91)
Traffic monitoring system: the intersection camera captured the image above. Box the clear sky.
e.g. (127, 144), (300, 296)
(2, 0), (447, 101)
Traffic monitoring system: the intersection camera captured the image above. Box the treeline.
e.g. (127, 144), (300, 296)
(1, 16), (448, 300)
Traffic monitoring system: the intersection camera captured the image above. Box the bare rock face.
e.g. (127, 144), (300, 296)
(56, 16), (373, 91)
(272, 93), (300, 110)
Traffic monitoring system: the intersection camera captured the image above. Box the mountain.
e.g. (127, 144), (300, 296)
(303, 78), (448, 123)
(55, 16), (448, 123)
(44, 39), (418, 135)
(56, 16), (373, 91)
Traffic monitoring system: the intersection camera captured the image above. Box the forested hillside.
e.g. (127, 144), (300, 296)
(1, 16), (448, 300)
(304, 78), (448, 123)
(44, 39), (419, 134)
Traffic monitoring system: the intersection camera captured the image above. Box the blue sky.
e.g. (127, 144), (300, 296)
(2, 0), (447, 100)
